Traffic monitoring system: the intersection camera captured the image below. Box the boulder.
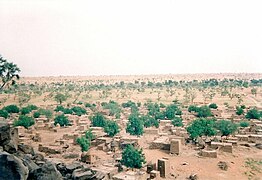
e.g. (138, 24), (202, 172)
(0, 121), (11, 145)
(29, 161), (63, 180)
(0, 151), (29, 180)
(18, 144), (35, 155)
(66, 162), (83, 174)
(72, 168), (94, 180)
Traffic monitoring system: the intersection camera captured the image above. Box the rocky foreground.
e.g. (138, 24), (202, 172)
(0, 121), (101, 180)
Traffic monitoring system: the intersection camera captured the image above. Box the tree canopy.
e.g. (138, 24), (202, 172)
(121, 145), (146, 169)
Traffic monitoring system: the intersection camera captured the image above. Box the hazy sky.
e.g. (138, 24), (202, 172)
(0, 0), (261, 76)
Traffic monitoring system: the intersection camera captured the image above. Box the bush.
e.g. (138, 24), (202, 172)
(104, 120), (120, 137)
(4, 105), (19, 113)
(239, 121), (250, 127)
(246, 108), (261, 119)
(54, 114), (69, 127)
(85, 103), (92, 108)
(14, 115), (35, 129)
(172, 117), (183, 127)
(63, 108), (73, 114)
(21, 107), (31, 115)
(142, 115), (159, 128)
(126, 113), (144, 136)
(196, 106), (212, 117)
(91, 113), (106, 127)
(209, 103), (218, 109)
(71, 106), (86, 116)
(38, 109), (53, 119)
(121, 145), (146, 169)
(76, 136), (90, 152)
(188, 105), (198, 112)
(33, 111), (40, 118)
(236, 106), (244, 115)
(0, 109), (9, 118)
(54, 105), (65, 112)
(186, 118), (216, 139)
(215, 120), (238, 136)
(26, 104), (38, 110)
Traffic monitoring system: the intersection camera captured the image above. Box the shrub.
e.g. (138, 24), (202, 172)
(27, 104), (38, 110)
(21, 107), (31, 115)
(239, 121), (250, 127)
(76, 136), (90, 152)
(85, 103), (92, 108)
(186, 118), (216, 140)
(121, 145), (146, 169)
(0, 109), (9, 118)
(172, 117), (183, 127)
(209, 103), (218, 109)
(4, 105), (19, 113)
(38, 109), (53, 119)
(54, 105), (65, 112)
(14, 115), (35, 129)
(63, 108), (73, 114)
(188, 105), (198, 112)
(196, 106), (212, 117)
(71, 106), (86, 116)
(91, 113), (106, 127)
(142, 115), (159, 128)
(215, 120), (238, 136)
(104, 120), (120, 137)
(54, 114), (69, 127)
(126, 113), (144, 136)
(236, 106), (244, 115)
(246, 108), (261, 119)
(33, 111), (40, 118)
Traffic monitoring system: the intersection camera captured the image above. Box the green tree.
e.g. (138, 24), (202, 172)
(14, 115), (35, 129)
(141, 115), (159, 128)
(239, 121), (250, 127)
(91, 112), (106, 127)
(215, 120), (238, 136)
(186, 118), (216, 140)
(236, 106), (244, 115)
(209, 103), (218, 109)
(104, 120), (120, 137)
(246, 108), (261, 119)
(121, 145), (146, 169)
(251, 88), (257, 96)
(0, 55), (20, 90)
(0, 109), (9, 118)
(126, 114), (144, 136)
(76, 136), (90, 152)
(54, 114), (69, 127)
(4, 104), (19, 113)
(196, 106), (212, 117)
(172, 117), (183, 127)
(54, 93), (67, 104)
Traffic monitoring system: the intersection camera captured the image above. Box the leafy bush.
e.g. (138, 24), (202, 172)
(141, 115), (159, 128)
(0, 109), (9, 118)
(104, 120), (120, 137)
(126, 113), (144, 136)
(54, 105), (65, 112)
(215, 120), (238, 136)
(121, 145), (146, 169)
(172, 117), (183, 127)
(91, 113), (106, 127)
(246, 108), (261, 119)
(54, 114), (69, 127)
(76, 136), (90, 152)
(63, 108), (73, 114)
(196, 106), (212, 117)
(26, 104), (38, 110)
(38, 109), (53, 119)
(239, 121), (250, 127)
(122, 100), (136, 108)
(4, 105), (19, 113)
(188, 105), (198, 112)
(21, 107), (31, 115)
(14, 115), (35, 129)
(187, 118), (216, 139)
(165, 104), (181, 119)
(236, 106), (244, 115)
(33, 111), (40, 118)
(209, 103), (218, 109)
(71, 106), (86, 116)
(85, 103), (92, 108)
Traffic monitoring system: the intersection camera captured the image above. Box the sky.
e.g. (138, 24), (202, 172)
(0, 0), (261, 76)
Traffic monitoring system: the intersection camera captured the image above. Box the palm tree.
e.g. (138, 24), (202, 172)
(0, 55), (20, 90)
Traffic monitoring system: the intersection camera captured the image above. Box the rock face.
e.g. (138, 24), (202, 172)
(29, 161), (63, 180)
(0, 121), (18, 153)
(0, 151), (29, 180)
